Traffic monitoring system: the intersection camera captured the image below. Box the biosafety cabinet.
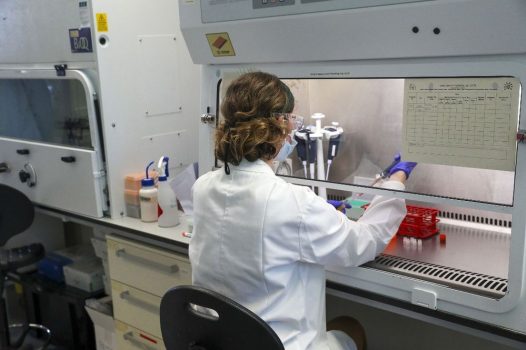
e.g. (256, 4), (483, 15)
(0, 0), (200, 218)
(180, 0), (526, 340)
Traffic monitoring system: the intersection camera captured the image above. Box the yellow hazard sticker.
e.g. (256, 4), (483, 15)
(96, 13), (108, 32)
(206, 32), (236, 57)
(14, 282), (23, 295)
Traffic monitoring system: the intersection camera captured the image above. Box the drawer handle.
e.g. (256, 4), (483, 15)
(0, 162), (8, 173)
(123, 332), (157, 350)
(16, 149), (30, 155)
(119, 290), (160, 314)
(60, 156), (76, 163)
(115, 248), (180, 274)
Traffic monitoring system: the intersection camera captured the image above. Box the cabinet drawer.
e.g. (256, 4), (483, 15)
(112, 281), (162, 338)
(107, 235), (191, 297)
(115, 320), (165, 350)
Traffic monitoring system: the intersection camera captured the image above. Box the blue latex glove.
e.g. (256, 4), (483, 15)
(327, 200), (352, 214)
(388, 159), (417, 179)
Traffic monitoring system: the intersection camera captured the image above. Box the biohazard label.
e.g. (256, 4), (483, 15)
(206, 32), (235, 57)
(96, 13), (108, 32)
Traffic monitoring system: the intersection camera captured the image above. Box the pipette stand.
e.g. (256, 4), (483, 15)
(311, 113), (327, 199)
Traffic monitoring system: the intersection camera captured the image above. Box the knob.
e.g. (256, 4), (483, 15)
(0, 162), (8, 173)
(200, 114), (216, 124)
(19, 170), (30, 183)
(16, 149), (30, 155)
(19, 163), (36, 187)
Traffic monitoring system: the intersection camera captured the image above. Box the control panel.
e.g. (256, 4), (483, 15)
(201, 0), (432, 23)
(253, 0), (295, 9)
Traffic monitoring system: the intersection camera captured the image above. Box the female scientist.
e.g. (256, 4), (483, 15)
(190, 72), (416, 350)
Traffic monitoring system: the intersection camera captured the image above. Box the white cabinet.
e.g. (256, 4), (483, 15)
(115, 320), (165, 350)
(107, 235), (191, 348)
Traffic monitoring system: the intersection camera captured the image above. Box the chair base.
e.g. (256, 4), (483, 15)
(8, 323), (51, 350)
(1, 276), (51, 350)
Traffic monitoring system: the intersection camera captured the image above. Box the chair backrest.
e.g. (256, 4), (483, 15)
(160, 285), (285, 350)
(0, 184), (34, 246)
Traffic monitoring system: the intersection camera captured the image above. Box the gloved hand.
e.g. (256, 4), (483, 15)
(327, 200), (352, 214)
(388, 160), (417, 179)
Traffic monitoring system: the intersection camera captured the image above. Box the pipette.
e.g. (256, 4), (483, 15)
(324, 122), (343, 180)
(370, 153), (401, 187)
(295, 128), (317, 179)
(294, 132), (308, 177)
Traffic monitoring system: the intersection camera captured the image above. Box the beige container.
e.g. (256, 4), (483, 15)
(64, 258), (104, 292)
(124, 171), (157, 191)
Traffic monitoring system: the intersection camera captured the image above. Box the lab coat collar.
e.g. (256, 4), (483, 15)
(230, 159), (275, 175)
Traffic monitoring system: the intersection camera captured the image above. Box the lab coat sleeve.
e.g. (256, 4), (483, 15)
(297, 180), (406, 267)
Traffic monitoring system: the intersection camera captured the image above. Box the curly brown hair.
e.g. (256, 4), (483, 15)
(215, 72), (294, 171)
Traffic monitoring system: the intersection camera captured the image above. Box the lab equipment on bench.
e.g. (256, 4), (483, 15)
(157, 156), (180, 228)
(294, 114), (343, 198)
(370, 153), (417, 186)
(324, 122), (343, 180)
(397, 206), (440, 239)
(363, 203), (440, 239)
(294, 129), (317, 179)
(371, 153), (401, 186)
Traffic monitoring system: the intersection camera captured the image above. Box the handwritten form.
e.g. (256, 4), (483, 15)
(402, 78), (520, 171)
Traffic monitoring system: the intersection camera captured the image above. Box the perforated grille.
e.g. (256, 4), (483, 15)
(365, 254), (508, 298)
(438, 210), (512, 228)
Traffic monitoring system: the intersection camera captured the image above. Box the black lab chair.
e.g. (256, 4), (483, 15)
(160, 285), (284, 350)
(0, 184), (50, 349)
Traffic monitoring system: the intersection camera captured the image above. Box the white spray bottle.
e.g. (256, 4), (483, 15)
(157, 156), (180, 227)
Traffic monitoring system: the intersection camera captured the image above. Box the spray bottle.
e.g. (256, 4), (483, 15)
(157, 156), (180, 227)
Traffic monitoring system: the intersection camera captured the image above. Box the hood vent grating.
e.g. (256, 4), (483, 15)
(365, 254), (508, 298)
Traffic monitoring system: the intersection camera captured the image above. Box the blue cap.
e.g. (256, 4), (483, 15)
(157, 156), (170, 181)
(141, 178), (155, 187)
(142, 160), (155, 187)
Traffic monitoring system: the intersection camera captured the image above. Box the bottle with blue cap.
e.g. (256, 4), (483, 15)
(139, 161), (158, 222)
(157, 156), (180, 227)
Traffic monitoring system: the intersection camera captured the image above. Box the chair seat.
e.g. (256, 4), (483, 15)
(0, 244), (44, 272)
(160, 285), (285, 350)
(0, 185), (50, 349)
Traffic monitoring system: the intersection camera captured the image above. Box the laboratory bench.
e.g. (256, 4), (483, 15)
(31, 205), (526, 350)
(35, 205), (191, 254)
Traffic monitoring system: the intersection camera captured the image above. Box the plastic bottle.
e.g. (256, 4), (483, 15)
(139, 161), (158, 222)
(157, 156), (180, 227)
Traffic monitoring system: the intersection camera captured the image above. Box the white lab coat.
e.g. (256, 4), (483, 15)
(190, 159), (406, 350)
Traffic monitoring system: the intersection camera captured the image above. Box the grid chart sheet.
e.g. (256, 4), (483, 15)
(402, 77), (520, 171)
